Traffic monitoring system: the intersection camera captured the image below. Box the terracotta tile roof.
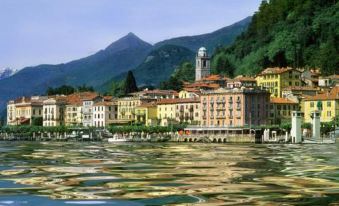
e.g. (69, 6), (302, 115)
(156, 98), (200, 105)
(103, 96), (113, 101)
(14, 97), (31, 104)
(137, 101), (157, 108)
(183, 88), (201, 93)
(94, 101), (115, 106)
(66, 92), (99, 105)
(229, 76), (256, 82)
(131, 89), (178, 96)
(184, 82), (220, 89)
(283, 86), (319, 91)
(304, 86), (339, 101)
(200, 74), (223, 81)
(270, 97), (298, 104)
(257, 67), (301, 76)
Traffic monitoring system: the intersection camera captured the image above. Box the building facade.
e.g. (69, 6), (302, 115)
(43, 97), (67, 127)
(157, 98), (201, 126)
(135, 102), (157, 126)
(256, 67), (302, 97)
(117, 97), (154, 122)
(200, 88), (270, 127)
(269, 97), (299, 125)
(82, 96), (102, 127)
(7, 96), (46, 126)
(303, 87), (339, 123)
(93, 101), (118, 127)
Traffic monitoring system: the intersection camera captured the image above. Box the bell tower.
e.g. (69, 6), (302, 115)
(195, 47), (210, 81)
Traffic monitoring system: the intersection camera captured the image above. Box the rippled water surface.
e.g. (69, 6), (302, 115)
(0, 141), (338, 205)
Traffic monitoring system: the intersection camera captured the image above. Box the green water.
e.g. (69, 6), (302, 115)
(0, 142), (338, 205)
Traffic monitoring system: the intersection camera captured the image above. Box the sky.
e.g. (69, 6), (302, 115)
(0, 0), (262, 70)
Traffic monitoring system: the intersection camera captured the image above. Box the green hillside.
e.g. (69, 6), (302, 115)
(212, 0), (338, 76)
(155, 16), (251, 53)
(99, 45), (195, 90)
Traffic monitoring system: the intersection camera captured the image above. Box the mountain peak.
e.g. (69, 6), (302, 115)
(105, 32), (152, 53)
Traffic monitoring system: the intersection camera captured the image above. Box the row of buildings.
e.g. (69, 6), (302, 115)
(6, 47), (339, 128)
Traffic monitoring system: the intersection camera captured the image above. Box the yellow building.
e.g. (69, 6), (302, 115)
(270, 97), (299, 125)
(303, 86), (339, 123)
(157, 98), (200, 126)
(256, 67), (302, 97)
(117, 97), (154, 122)
(7, 96), (46, 126)
(134, 102), (157, 126)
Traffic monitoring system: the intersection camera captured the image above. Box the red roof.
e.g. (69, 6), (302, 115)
(270, 97), (298, 104)
(304, 86), (339, 101)
(258, 67), (301, 76)
(156, 98), (200, 105)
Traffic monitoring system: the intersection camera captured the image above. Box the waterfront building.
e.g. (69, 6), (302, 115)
(256, 67), (302, 97)
(195, 47), (211, 81)
(200, 87), (270, 127)
(65, 92), (98, 127)
(43, 96), (67, 126)
(6, 100), (15, 125)
(157, 98), (200, 126)
(269, 97), (299, 125)
(303, 86), (339, 123)
(7, 96), (47, 126)
(134, 102), (157, 126)
(93, 101), (118, 127)
(130, 89), (178, 99)
(227, 76), (257, 89)
(282, 86), (320, 103)
(117, 97), (155, 123)
(82, 94), (102, 127)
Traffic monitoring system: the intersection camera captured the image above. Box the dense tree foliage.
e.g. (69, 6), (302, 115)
(46, 84), (94, 95)
(123, 71), (138, 95)
(106, 71), (138, 97)
(159, 62), (194, 91)
(213, 0), (338, 76)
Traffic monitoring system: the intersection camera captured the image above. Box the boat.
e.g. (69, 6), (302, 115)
(303, 138), (336, 144)
(108, 134), (128, 142)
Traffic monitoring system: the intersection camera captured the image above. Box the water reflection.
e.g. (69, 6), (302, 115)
(0, 142), (338, 205)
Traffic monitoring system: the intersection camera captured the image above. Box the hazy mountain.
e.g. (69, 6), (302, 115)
(0, 32), (152, 112)
(155, 16), (251, 53)
(0, 68), (16, 80)
(99, 45), (195, 90)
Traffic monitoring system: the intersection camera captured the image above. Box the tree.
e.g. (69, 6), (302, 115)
(123, 71), (138, 95)
(159, 76), (183, 91)
(46, 85), (75, 95)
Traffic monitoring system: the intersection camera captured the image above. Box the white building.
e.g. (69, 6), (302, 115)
(195, 47), (211, 81)
(82, 95), (102, 127)
(43, 96), (67, 127)
(93, 101), (118, 127)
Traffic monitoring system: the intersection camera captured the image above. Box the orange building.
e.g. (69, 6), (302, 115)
(200, 87), (270, 127)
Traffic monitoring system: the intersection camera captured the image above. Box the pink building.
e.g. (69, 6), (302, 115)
(200, 87), (270, 127)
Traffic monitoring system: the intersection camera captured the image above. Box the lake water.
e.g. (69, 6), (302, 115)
(0, 141), (338, 205)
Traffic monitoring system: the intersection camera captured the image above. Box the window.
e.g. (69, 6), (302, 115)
(295, 82), (299, 86)
(327, 101), (331, 107)
(289, 82), (292, 86)
(327, 111), (331, 117)
(310, 102), (314, 107)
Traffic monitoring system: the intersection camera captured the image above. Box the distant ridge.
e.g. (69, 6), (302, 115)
(155, 16), (251, 53)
